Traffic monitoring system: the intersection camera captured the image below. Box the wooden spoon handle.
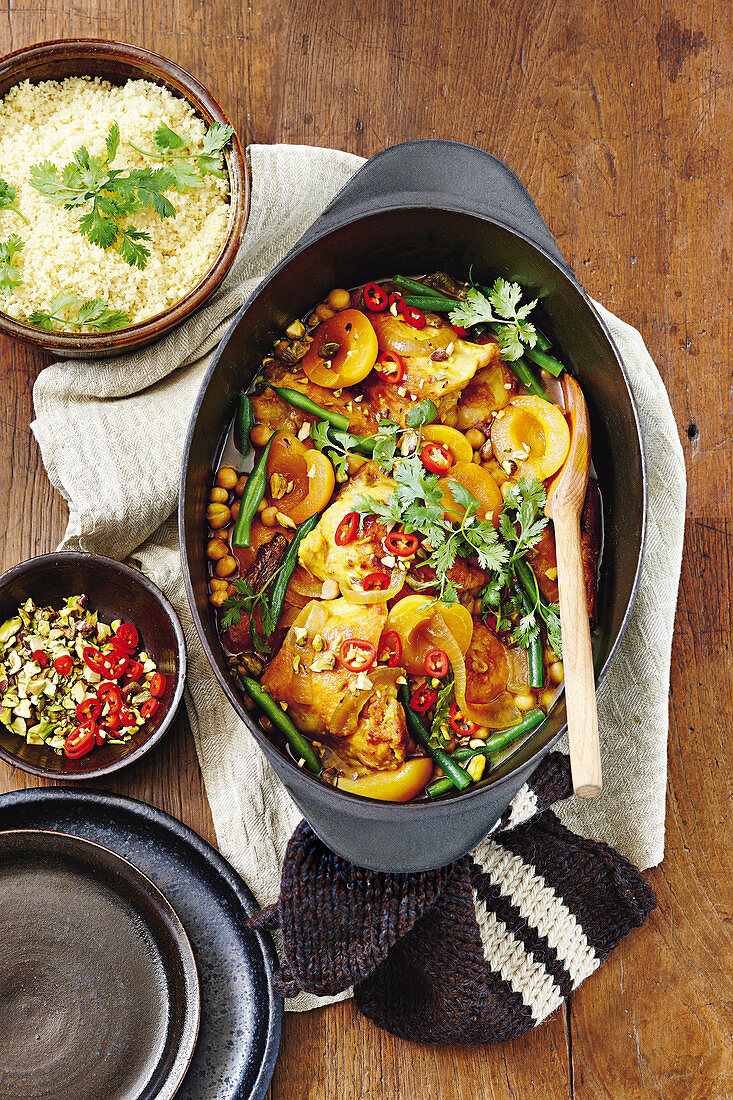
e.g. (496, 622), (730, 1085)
(553, 510), (602, 798)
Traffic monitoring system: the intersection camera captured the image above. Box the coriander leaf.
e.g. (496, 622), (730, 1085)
(154, 122), (187, 151)
(28, 292), (130, 332)
(430, 672), (455, 748)
(167, 160), (205, 192)
(0, 234), (24, 293)
(78, 204), (119, 250)
(201, 122), (235, 156)
(371, 420), (399, 470)
(105, 123), (120, 165)
(406, 398), (439, 428)
(311, 420), (333, 452)
(118, 226), (152, 269)
(446, 479), (479, 513)
(0, 178), (29, 225)
(29, 160), (70, 204)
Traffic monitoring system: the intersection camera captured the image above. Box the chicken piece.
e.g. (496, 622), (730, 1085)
(408, 555), (487, 597)
(260, 598), (408, 771)
(298, 462), (398, 590)
(361, 313), (496, 427)
(252, 363), (379, 440)
(455, 359), (517, 432)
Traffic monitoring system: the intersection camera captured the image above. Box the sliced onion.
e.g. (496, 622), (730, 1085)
(341, 571), (404, 604)
(429, 618), (470, 716)
(289, 566), (325, 599)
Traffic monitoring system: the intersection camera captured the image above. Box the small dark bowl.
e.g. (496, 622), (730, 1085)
(0, 552), (186, 780)
(0, 39), (249, 359)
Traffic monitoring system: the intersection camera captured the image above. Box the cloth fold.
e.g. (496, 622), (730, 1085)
(252, 753), (657, 1042)
(30, 143), (686, 1015)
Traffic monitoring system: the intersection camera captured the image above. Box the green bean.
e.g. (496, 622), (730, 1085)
(267, 510), (323, 629)
(326, 427), (376, 457)
(402, 294), (460, 313)
(503, 355), (549, 401)
(426, 710), (546, 797)
(238, 675), (322, 775)
(515, 581), (544, 689)
(234, 390), (254, 457)
(514, 559), (554, 615)
(393, 275), (461, 303)
(232, 433), (275, 549)
(398, 686), (471, 791)
(269, 385), (349, 431)
(524, 345), (565, 378)
(534, 330), (551, 352)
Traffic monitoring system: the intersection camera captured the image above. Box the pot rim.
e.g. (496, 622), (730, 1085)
(179, 200), (648, 810)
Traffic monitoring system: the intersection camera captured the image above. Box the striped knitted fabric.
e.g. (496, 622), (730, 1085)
(251, 753), (656, 1043)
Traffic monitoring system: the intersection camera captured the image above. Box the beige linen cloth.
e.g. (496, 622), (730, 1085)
(31, 144), (686, 1011)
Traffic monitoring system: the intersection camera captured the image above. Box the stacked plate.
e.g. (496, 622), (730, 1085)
(0, 790), (282, 1100)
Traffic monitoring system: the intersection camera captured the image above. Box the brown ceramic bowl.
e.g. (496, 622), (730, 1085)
(0, 39), (248, 359)
(0, 552), (187, 780)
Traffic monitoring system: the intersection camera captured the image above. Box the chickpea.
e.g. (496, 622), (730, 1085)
(327, 288), (351, 311)
(480, 438), (494, 461)
(550, 661), (564, 684)
(216, 466), (239, 490)
(544, 648), (559, 663)
(210, 577), (228, 591)
(307, 312), (320, 327)
(274, 340), (290, 359)
(261, 505), (279, 527)
(474, 726), (490, 741)
(442, 407), (458, 427)
(515, 694), (535, 711)
(257, 497), (268, 513)
(465, 428), (486, 450)
(215, 555), (238, 578)
(250, 424), (274, 448)
(206, 537), (229, 561)
(209, 486), (229, 504)
(206, 503), (231, 529)
(209, 589), (228, 607)
(315, 303), (335, 322)
(234, 475), (248, 498)
(472, 598), (482, 615)
(231, 500), (241, 521)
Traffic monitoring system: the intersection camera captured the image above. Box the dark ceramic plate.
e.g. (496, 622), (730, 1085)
(0, 790), (282, 1100)
(0, 830), (200, 1100)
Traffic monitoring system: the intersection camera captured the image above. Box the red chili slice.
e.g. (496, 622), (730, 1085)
(452, 324), (468, 338)
(363, 282), (388, 311)
(75, 698), (102, 725)
(424, 648), (449, 678)
(338, 639), (377, 672)
(449, 701), (477, 736)
(124, 659), (144, 683)
(374, 350), (405, 384)
(377, 630), (402, 667)
(114, 623), (139, 651)
(420, 442), (454, 475)
(94, 724), (106, 746)
(388, 291), (405, 312)
(101, 709), (122, 731)
(403, 306), (426, 329)
(141, 698), (159, 720)
(64, 724), (96, 759)
(410, 683), (438, 713)
(97, 682), (123, 711)
(83, 647), (105, 675)
(32, 649), (47, 667)
(149, 673), (166, 699)
(100, 648), (129, 680)
(384, 531), (419, 558)
(362, 571), (391, 592)
(335, 511), (359, 546)
(53, 654), (73, 676)
(119, 707), (137, 727)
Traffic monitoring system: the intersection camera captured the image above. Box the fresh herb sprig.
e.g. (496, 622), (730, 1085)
(478, 478), (562, 656)
(0, 235), (24, 293)
(448, 278), (538, 362)
(0, 179), (29, 225)
(430, 673), (456, 749)
(220, 567), (284, 653)
(128, 121), (234, 190)
(29, 123), (177, 269)
(28, 292), (129, 332)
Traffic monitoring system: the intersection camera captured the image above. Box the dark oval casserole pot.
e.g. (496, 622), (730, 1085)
(180, 140), (647, 873)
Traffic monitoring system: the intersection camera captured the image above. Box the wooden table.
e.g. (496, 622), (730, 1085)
(1, 3), (730, 1097)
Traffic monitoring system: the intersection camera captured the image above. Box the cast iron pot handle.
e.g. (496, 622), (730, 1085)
(296, 139), (570, 272)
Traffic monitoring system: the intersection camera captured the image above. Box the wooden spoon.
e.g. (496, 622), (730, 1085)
(545, 375), (602, 798)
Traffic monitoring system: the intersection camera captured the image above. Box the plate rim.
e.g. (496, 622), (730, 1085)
(0, 826), (201, 1100)
(0, 788), (283, 1100)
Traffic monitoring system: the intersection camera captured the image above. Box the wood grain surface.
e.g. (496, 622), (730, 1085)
(0, 2), (731, 1098)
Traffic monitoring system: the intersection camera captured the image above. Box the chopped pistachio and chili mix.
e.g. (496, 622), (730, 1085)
(0, 595), (166, 759)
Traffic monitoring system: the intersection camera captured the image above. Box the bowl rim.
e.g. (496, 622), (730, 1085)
(0, 550), (187, 780)
(179, 201), (648, 811)
(0, 37), (249, 355)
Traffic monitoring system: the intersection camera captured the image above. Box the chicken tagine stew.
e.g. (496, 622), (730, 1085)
(205, 273), (600, 801)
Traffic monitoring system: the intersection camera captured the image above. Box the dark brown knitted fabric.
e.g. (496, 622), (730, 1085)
(251, 752), (657, 1043)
